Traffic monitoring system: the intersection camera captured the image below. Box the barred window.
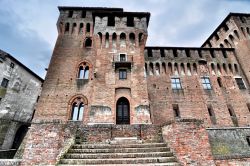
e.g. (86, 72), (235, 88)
(201, 77), (212, 90)
(171, 78), (182, 90)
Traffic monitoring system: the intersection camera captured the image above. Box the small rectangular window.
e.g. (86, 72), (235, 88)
(108, 16), (115, 26)
(147, 49), (152, 57)
(68, 11), (73, 18)
(227, 105), (238, 127)
(160, 49), (165, 57)
(201, 77), (212, 90)
(1, 78), (9, 88)
(235, 78), (246, 89)
(10, 62), (15, 68)
(173, 104), (180, 118)
(119, 54), (126, 62)
(119, 69), (127, 79)
(171, 78), (182, 90)
(185, 49), (190, 57)
(81, 11), (86, 18)
(207, 105), (216, 125)
(127, 17), (134, 27)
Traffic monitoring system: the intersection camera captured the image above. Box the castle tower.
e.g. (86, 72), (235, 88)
(34, 7), (151, 125)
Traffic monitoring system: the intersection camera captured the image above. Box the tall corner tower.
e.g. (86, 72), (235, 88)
(33, 7), (151, 125)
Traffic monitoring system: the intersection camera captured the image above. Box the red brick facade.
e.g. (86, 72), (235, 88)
(20, 8), (250, 165)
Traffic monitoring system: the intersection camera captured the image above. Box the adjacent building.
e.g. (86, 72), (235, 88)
(0, 49), (43, 158)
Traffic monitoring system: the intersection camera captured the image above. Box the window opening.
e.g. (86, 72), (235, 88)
(85, 38), (92, 47)
(1, 78), (9, 88)
(171, 78), (182, 90)
(201, 77), (212, 90)
(108, 16), (115, 26)
(68, 11), (73, 18)
(217, 77), (222, 87)
(235, 77), (246, 89)
(10, 62), (15, 68)
(86, 23), (90, 33)
(81, 11), (86, 18)
(119, 69), (127, 79)
(120, 54), (126, 62)
(173, 104), (180, 118)
(127, 16), (134, 27)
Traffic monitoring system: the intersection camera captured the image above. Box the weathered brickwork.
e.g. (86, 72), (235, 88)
(19, 7), (250, 165)
(162, 120), (215, 166)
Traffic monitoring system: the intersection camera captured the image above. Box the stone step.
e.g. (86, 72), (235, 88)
(60, 157), (177, 165)
(58, 163), (181, 166)
(68, 147), (170, 153)
(72, 143), (167, 149)
(64, 151), (173, 159)
(110, 137), (142, 144)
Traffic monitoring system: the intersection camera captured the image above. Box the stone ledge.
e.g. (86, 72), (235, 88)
(214, 154), (250, 160)
(161, 118), (204, 127)
(206, 126), (250, 130)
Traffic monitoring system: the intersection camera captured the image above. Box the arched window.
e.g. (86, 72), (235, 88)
(129, 33), (135, 45)
(84, 66), (89, 79)
(193, 63), (197, 75)
(155, 63), (160, 75)
(112, 33), (117, 48)
(79, 23), (84, 34)
(220, 44), (224, 48)
(228, 64), (233, 74)
(234, 30), (240, 39)
(86, 23), (90, 33)
(85, 38), (92, 47)
(174, 63), (179, 76)
(145, 63), (148, 76)
(229, 35), (235, 44)
(187, 63), (191, 76)
(168, 62), (172, 75)
(97, 32), (102, 47)
(241, 27), (246, 37)
(234, 64), (239, 73)
(70, 97), (86, 121)
(217, 63), (221, 75)
(180, 63), (185, 75)
(247, 27), (250, 36)
(65, 23), (70, 33)
(120, 33), (126, 47)
(149, 63), (154, 75)
(211, 63), (215, 75)
(162, 62), (166, 74)
(78, 62), (91, 79)
(223, 63), (227, 74)
(72, 23), (77, 34)
(139, 33), (143, 44)
(224, 39), (231, 48)
(105, 33), (109, 48)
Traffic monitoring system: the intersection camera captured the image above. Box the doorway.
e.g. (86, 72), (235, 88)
(116, 97), (130, 124)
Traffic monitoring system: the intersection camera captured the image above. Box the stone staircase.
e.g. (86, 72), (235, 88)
(58, 137), (180, 166)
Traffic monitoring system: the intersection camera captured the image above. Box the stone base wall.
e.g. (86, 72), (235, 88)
(20, 121), (162, 165)
(162, 119), (215, 166)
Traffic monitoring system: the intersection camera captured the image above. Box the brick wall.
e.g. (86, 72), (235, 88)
(162, 119), (215, 165)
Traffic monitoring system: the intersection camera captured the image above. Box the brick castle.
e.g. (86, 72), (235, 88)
(16, 7), (250, 165)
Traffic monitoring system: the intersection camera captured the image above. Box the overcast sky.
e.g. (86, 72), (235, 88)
(0, 0), (249, 78)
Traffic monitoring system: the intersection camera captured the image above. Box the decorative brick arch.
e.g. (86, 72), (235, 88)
(76, 60), (93, 80)
(67, 94), (88, 121)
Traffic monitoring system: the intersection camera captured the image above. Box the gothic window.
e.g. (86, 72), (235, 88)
(235, 77), (246, 89)
(112, 33), (117, 47)
(79, 23), (84, 34)
(70, 99), (85, 121)
(1, 78), (9, 88)
(105, 33), (109, 48)
(201, 77), (212, 90)
(119, 69), (127, 80)
(171, 78), (182, 90)
(129, 33), (135, 45)
(78, 63), (90, 79)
